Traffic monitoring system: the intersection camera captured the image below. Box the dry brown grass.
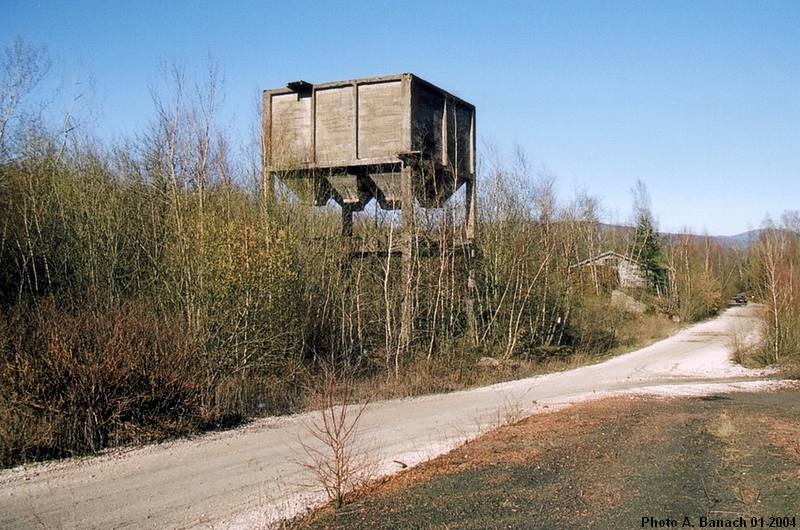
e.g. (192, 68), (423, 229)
(614, 313), (682, 350)
(347, 313), (681, 404)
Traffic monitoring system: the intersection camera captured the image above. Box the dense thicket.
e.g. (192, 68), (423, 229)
(0, 41), (753, 466)
(745, 216), (800, 364)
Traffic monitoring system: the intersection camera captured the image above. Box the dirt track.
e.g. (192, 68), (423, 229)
(0, 305), (787, 529)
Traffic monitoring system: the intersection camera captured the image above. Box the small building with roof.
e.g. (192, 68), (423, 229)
(571, 251), (647, 290)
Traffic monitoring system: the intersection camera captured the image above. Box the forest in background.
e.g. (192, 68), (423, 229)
(1, 39), (797, 467)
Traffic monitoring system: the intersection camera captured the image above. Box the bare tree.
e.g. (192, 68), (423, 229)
(753, 219), (798, 362)
(0, 36), (50, 159)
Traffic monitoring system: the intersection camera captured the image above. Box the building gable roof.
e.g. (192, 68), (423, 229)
(570, 251), (641, 269)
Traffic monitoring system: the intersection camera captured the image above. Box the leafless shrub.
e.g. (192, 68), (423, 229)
(298, 365), (375, 508)
(730, 324), (755, 367)
(0, 299), (205, 465)
(493, 393), (528, 427)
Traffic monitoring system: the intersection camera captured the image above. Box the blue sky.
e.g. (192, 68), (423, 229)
(3, 0), (798, 235)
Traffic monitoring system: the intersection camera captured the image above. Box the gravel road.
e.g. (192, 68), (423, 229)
(0, 305), (786, 529)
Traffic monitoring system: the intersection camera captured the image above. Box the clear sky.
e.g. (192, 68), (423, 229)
(3, 0), (798, 235)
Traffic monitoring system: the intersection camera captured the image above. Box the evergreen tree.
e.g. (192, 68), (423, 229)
(633, 213), (667, 295)
(630, 180), (667, 296)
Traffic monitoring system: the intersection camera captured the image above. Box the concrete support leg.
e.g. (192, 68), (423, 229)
(465, 176), (478, 345)
(261, 169), (275, 211)
(341, 204), (353, 237)
(340, 204), (355, 277)
(399, 164), (415, 366)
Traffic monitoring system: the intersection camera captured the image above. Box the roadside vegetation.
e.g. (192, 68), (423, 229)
(0, 38), (794, 467)
(745, 215), (800, 367)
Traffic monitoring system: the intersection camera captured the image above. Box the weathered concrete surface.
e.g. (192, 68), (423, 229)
(0, 305), (787, 529)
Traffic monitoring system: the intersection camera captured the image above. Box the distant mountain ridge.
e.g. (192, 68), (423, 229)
(598, 224), (767, 250)
(705, 229), (765, 250)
